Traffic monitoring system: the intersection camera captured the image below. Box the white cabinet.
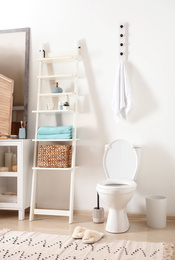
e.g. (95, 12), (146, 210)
(0, 139), (33, 220)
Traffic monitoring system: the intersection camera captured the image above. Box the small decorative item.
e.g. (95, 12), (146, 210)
(63, 95), (70, 110)
(46, 103), (54, 110)
(0, 167), (9, 172)
(12, 165), (17, 172)
(52, 81), (63, 93)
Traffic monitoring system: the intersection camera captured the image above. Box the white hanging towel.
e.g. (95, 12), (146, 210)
(112, 61), (134, 122)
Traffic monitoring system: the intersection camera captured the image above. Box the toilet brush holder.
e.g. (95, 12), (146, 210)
(93, 207), (104, 223)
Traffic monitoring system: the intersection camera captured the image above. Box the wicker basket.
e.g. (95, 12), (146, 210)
(38, 145), (72, 168)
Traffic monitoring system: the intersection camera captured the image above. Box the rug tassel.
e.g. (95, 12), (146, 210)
(163, 243), (174, 260)
(0, 228), (11, 236)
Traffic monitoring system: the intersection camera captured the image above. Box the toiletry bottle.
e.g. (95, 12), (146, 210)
(12, 154), (17, 166)
(52, 81), (63, 93)
(5, 147), (12, 171)
(58, 101), (63, 110)
(12, 154), (17, 172)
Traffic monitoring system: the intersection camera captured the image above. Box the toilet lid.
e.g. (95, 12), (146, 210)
(103, 139), (138, 180)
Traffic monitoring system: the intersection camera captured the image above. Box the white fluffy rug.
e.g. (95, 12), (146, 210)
(0, 228), (174, 259)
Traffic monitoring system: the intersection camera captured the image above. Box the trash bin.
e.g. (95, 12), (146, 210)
(146, 195), (167, 229)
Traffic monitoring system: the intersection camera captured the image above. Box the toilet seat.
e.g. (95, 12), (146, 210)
(97, 178), (137, 193)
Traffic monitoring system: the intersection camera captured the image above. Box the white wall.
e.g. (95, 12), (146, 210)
(1, 0), (175, 215)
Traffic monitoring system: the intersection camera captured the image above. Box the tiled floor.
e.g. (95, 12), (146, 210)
(0, 211), (175, 258)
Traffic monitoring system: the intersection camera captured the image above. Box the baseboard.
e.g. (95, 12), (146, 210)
(25, 208), (175, 221)
(74, 210), (175, 221)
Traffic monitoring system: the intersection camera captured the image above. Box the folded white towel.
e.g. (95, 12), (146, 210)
(112, 61), (134, 122)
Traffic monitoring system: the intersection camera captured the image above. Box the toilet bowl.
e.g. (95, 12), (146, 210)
(96, 139), (140, 233)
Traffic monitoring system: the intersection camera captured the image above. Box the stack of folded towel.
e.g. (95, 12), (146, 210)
(37, 125), (73, 139)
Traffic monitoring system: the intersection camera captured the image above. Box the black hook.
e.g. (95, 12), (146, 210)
(39, 49), (45, 58)
(120, 25), (123, 28)
(120, 43), (123, 46)
(120, 52), (124, 56)
(120, 34), (123, 37)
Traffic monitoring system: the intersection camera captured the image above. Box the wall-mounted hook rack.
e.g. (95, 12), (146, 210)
(119, 22), (127, 61)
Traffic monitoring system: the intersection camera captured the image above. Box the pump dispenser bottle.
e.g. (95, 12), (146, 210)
(52, 81), (63, 93)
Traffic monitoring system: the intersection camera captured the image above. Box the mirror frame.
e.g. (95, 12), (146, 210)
(0, 27), (30, 137)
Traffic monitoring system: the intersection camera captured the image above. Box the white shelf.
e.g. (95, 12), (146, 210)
(38, 92), (76, 97)
(0, 172), (18, 177)
(38, 74), (76, 80)
(32, 167), (73, 171)
(32, 109), (74, 114)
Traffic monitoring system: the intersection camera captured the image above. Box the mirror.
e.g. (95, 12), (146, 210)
(0, 28), (30, 138)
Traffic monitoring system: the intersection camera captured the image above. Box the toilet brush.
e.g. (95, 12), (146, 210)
(97, 192), (99, 209)
(93, 192), (104, 223)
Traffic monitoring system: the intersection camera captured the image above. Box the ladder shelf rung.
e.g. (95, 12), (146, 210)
(34, 208), (70, 217)
(32, 167), (75, 171)
(38, 56), (77, 63)
(38, 74), (76, 80)
(32, 110), (74, 114)
(38, 92), (76, 97)
(32, 139), (79, 142)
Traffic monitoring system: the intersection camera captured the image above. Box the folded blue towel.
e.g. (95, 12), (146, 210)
(37, 133), (72, 139)
(38, 125), (73, 135)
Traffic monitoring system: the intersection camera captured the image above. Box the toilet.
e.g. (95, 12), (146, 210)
(96, 139), (140, 233)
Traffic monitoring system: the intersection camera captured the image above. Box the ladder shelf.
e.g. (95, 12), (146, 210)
(29, 43), (81, 224)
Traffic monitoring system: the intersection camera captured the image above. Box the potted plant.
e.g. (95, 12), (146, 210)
(63, 95), (70, 110)
(63, 101), (70, 110)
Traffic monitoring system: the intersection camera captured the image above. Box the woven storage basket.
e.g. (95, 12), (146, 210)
(38, 145), (72, 168)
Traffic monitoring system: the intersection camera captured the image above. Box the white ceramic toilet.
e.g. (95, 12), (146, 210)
(96, 139), (140, 233)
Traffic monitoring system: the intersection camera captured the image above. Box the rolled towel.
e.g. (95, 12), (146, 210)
(38, 125), (73, 135)
(37, 133), (72, 139)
